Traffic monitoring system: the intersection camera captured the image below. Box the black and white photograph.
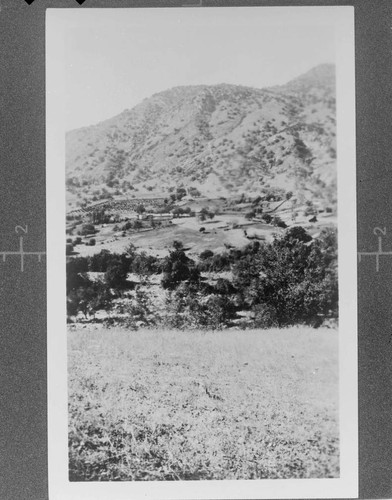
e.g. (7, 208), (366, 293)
(46, 6), (357, 499)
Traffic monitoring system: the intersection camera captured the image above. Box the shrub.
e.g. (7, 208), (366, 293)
(199, 249), (214, 260)
(232, 229), (338, 327)
(161, 243), (199, 290)
(251, 303), (278, 329)
(67, 282), (111, 319)
(79, 223), (96, 236)
(88, 250), (117, 272)
(163, 284), (235, 330)
(272, 216), (287, 229)
(261, 213), (272, 224)
(66, 257), (89, 292)
(105, 262), (128, 289)
(125, 287), (157, 329)
(135, 204), (145, 215)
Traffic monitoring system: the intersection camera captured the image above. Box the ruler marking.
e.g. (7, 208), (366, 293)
(0, 229), (45, 272)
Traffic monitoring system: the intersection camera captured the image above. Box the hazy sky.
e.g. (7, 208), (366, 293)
(59, 7), (336, 131)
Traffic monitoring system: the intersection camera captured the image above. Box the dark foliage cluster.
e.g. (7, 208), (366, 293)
(231, 227), (338, 327)
(66, 245), (161, 320)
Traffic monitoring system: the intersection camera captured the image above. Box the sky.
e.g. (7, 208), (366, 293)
(57, 7), (336, 131)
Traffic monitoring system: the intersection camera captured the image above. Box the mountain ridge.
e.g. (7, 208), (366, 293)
(66, 64), (336, 210)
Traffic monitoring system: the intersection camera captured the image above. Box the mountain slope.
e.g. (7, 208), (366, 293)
(66, 64), (336, 209)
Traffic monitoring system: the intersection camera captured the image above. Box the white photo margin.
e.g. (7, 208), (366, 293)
(47, 6), (357, 499)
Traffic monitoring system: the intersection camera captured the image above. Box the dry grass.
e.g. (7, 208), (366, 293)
(68, 326), (339, 481)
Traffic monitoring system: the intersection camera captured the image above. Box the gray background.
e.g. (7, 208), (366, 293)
(0, 1), (391, 499)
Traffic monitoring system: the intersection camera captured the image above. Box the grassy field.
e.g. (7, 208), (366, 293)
(68, 326), (339, 481)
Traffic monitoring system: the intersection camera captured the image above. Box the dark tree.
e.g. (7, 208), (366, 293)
(105, 262), (128, 288)
(161, 242), (199, 289)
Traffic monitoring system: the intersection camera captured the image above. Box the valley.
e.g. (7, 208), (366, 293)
(65, 64), (338, 331)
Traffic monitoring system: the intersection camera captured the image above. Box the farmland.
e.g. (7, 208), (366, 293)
(66, 194), (337, 260)
(68, 325), (339, 481)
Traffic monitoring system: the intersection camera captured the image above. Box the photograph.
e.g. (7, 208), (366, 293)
(47, 6), (357, 499)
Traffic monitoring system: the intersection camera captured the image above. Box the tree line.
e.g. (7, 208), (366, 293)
(66, 226), (338, 329)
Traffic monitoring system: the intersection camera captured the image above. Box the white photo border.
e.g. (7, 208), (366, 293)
(47, 6), (357, 499)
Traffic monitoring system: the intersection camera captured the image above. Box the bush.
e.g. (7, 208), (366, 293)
(79, 224), (96, 236)
(163, 284), (236, 330)
(199, 249), (214, 260)
(261, 213), (272, 224)
(124, 287), (157, 329)
(67, 257), (89, 292)
(67, 282), (111, 319)
(105, 262), (128, 289)
(251, 303), (278, 329)
(88, 250), (117, 272)
(232, 228), (338, 327)
(161, 244), (199, 290)
(89, 238), (96, 246)
(272, 216), (287, 229)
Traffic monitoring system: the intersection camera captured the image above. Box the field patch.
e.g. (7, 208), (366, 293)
(68, 326), (339, 481)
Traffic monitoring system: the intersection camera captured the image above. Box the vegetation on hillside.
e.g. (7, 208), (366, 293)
(66, 64), (336, 211)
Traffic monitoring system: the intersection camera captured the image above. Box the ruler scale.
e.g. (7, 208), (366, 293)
(0, 225), (46, 272)
(358, 227), (392, 272)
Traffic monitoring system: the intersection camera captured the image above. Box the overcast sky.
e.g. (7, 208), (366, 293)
(56, 7), (336, 131)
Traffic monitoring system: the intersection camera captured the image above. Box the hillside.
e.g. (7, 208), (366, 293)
(66, 64), (336, 210)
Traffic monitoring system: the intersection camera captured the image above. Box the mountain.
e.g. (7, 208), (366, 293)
(66, 64), (336, 210)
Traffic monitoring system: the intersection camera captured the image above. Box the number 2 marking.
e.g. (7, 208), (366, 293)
(15, 225), (28, 235)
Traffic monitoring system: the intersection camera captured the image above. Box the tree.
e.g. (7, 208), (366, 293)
(261, 213), (272, 224)
(125, 286), (157, 329)
(131, 251), (159, 280)
(284, 226), (312, 244)
(105, 261), (128, 288)
(67, 282), (111, 320)
(172, 207), (184, 218)
(164, 283), (236, 330)
(172, 240), (183, 251)
(245, 210), (256, 220)
(232, 228), (338, 327)
(176, 186), (187, 201)
(161, 242), (199, 289)
(135, 204), (145, 215)
(199, 249), (213, 260)
(79, 224), (96, 236)
(66, 257), (89, 292)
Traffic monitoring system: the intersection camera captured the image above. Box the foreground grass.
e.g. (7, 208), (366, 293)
(68, 326), (339, 481)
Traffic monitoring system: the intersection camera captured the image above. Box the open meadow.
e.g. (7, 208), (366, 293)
(68, 325), (339, 481)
